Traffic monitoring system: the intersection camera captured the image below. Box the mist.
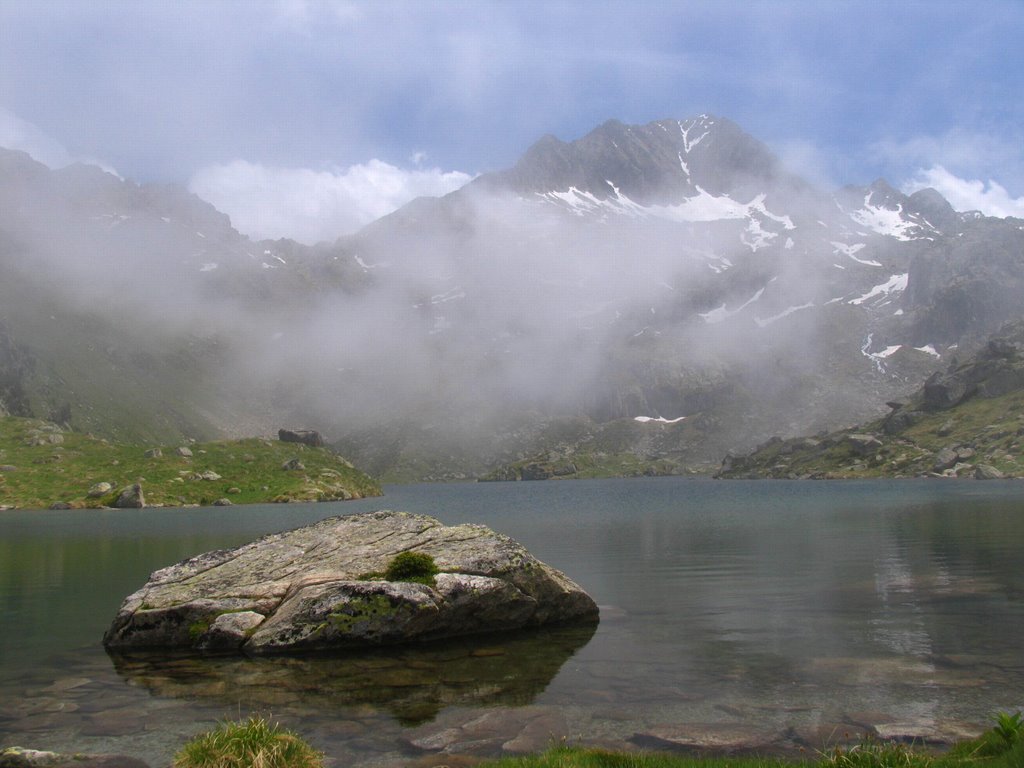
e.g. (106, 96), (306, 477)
(6, 106), (1002, 475)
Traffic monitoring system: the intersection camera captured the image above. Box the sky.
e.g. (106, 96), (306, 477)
(2, 0), (1023, 243)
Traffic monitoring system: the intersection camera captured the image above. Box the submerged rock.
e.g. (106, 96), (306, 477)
(0, 748), (149, 768)
(103, 510), (598, 654)
(632, 723), (782, 753)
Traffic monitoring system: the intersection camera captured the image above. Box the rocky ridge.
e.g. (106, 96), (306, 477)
(716, 321), (1024, 479)
(103, 511), (599, 654)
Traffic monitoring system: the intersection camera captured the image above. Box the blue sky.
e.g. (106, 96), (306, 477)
(2, 0), (1023, 241)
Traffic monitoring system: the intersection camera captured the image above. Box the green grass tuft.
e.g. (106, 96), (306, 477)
(819, 739), (933, 768)
(173, 716), (323, 768)
(383, 550), (439, 586)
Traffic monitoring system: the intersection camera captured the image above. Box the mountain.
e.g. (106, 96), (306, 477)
(2, 117), (1023, 479)
(335, 115), (1024, 476)
(714, 320), (1024, 479)
(0, 148), (370, 442)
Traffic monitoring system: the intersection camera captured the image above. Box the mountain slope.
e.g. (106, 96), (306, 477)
(0, 148), (371, 442)
(334, 115), (1024, 476)
(2, 116), (1023, 480)
(715, 320), (1024, 479)
(0, 414), (381, 509)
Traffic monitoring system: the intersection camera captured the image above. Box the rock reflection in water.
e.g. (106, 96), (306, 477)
(108, 623), (597, 726)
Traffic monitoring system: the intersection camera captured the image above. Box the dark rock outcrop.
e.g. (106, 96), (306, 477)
(103, 510), (598, 654)
(922, 321), (1024, 411)
(113, 483), (145, 509)
(278, 428), (325, 447)
(715, 320), (1024, 480)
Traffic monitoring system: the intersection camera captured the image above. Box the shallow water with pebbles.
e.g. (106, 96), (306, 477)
(2, 479), (1024, 766)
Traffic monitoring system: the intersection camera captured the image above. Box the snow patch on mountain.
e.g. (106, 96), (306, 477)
(634, 415), (687, 424)
(754, 302), (815, 327)
(354, 254), (387, 270)
(678, 116), (713, 153)
(849, 195), (920, 241)
(849, 273), (908, 306)
(874, 344), (903, 359)
(649, 186), (750, 222)
(831, 241), (882, 266)
(699, 286), (765, 324)
(544, 187), (606, 216)
(706, 255), (733, 274)
(538, 183), (796, 249)
(861, 333), (893, 372)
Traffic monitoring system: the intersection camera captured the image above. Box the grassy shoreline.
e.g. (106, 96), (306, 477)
(7, 721), (1022, 768)
(0, 415), (381, 510)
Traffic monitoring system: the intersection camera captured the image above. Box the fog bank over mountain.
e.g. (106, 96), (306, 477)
(188, 159), (474, 244)
(2, 115), (1023, 478)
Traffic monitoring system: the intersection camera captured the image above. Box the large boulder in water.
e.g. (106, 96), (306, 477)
(103, 510), (598, 654)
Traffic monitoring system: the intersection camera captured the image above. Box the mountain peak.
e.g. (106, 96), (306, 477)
(479, 114), (785, 205)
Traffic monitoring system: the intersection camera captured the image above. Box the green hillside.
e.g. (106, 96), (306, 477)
(0, 416), (381, 510)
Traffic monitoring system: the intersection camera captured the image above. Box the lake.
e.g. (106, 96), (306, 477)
(2, 478), (1023, 765)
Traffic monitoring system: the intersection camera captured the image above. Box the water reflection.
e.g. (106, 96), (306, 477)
(108, 623), (597, 726)
(4, 480), (1024, 766)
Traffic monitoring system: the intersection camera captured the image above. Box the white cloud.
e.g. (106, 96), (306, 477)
(872, 130), (1021, 173)
(775, 139), (836, 190)
(0, 108), (123, 178)
(902, 165), (1024, 219)
(188, 159), (473, 243)
(0, 108), (73, 168)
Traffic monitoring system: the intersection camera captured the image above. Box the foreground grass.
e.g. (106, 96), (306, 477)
(174, 717), (323, 768)
(484, 713), (1024, 768)
(0, 415), (381, 509)
(485, 738), (1024, 768)
(9, 713), (1022, 768)
(178, 715), (1023, 768)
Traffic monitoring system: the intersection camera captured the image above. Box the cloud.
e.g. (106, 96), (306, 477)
(0, 109), (73, 167)
(774, 139), (837, 190)
(872, 130), (1023, 176)
(902, 165), (1024, 219)
(188, 159), (473, 243)
(0, 108), (123, 177)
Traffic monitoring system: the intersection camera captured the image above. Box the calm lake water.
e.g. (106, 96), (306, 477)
(2, 478), (1024, 765)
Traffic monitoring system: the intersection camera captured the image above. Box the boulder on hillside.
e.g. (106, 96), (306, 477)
(87, 481), (113, 498)
(846, 434), (883, 456)
(921, 322), (1024, 411)
(103, 510), (599, 655)
(278, 428), (325, 447)
(974, 464), (1005, 480)
(113, 483), (145, 509)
